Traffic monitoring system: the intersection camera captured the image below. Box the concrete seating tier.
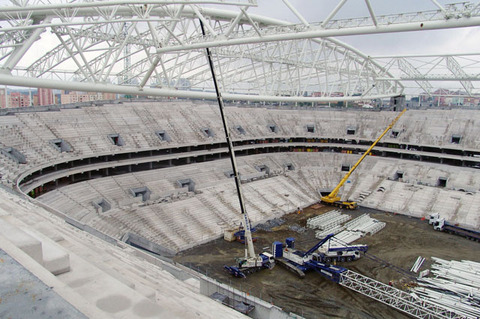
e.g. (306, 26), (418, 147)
(1, 103), (480, 185)
(0, 214), (70, 276)
(0, 187), (247, 319)
(364, 178), (480, 227)
(1, 102), (479, 249)
(36, 151), (480, 254)
(37, 153), (332, 252)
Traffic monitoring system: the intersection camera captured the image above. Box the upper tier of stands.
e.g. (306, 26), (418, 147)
(1, 101), (478, 185)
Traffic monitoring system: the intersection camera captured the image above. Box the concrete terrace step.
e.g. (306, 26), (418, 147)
(0, 216), (70, 275)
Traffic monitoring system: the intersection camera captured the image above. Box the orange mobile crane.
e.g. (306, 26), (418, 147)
(320, 109), (406, 209)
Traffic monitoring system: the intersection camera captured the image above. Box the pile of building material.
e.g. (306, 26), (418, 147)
(255, 218), (285, 231)
(315, 225), (345, 239)
(307, 210), (352, 239)
(412, 258), (480, 318)
(307, 210), (341, 228)
(307, 210), (351, 237)
(315, 213), (386, 244)
(410, 256), (426, 273)
(344, 214), (386, 235)
(332, 230), (364, 244)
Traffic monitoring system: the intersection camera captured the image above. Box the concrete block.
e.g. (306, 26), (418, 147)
(0, 219), (43, 265)
(42, 240), (70, 275)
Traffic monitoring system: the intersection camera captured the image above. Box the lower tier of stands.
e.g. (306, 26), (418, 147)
(37, 152), (480, 254)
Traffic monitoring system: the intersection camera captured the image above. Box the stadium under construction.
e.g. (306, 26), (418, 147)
(1, 1), (480, 318)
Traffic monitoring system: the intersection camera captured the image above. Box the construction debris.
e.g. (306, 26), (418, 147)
(288, 224), (307, 233)
(255, 218), (285, 231)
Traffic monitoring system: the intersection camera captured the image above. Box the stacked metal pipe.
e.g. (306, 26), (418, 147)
(332, 230), (363, 244)
(413, 258), (480, 318)
(360, 219), (386, 235)
(315, 225), (345, 239)
(307, 210), (341, 228)
(333, 214), (386, 243)
(311, 213), (386, 243)
(410, 256), (426, 273)
(344, 214), (371, 230)
(318, 214), (351, 230)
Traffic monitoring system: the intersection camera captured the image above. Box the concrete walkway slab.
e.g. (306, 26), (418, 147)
(0, 249), (86, 319)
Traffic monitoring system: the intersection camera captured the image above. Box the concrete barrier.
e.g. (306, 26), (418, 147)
(41, 240), (70, 275)
(0, 218), (43, 265)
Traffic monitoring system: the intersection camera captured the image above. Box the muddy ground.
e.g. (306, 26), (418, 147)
(174, 205), (480, 319)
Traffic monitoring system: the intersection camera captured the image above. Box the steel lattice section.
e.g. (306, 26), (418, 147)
(340, 270), (462, 319)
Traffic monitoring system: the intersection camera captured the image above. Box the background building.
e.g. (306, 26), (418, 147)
(9, 92), (30, 108)
(37, 88), (54, 106)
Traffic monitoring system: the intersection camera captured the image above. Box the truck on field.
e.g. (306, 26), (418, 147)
(429, 213), (480, 242)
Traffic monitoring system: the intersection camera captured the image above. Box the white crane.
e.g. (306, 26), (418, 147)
(200, 21), (273, 277)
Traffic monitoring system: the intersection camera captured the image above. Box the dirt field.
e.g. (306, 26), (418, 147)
(174, 205), (480, 319)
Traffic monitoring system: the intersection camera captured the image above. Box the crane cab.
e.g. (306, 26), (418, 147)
(337, 201), (358, 210)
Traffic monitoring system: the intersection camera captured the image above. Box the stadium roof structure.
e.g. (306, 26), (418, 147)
(0, 0), (480, 101)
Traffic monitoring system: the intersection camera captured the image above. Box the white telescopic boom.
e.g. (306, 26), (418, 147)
(200, 20), (256, 259)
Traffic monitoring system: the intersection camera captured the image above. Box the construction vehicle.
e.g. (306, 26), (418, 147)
(429, 213), (480, 242)
(320, 109), (406, 209)
(316, 237), (368, 263)
(272, 233), (366, 278)
(224, 251), (275, 278)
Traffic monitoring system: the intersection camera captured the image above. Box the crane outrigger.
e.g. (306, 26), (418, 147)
(321, 109), (406, 209)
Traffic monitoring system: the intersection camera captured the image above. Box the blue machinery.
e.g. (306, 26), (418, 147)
(272, 236), (460, 318)
(229, 234), (463, 319)
(271, 234), (348, 281)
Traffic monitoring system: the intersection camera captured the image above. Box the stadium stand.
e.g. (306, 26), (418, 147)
(1, 101), (480, 255)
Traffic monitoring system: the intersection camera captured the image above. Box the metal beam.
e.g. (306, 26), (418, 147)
(0, 1), (256, 15)
(1, 1), (478, 99)
(1, 17), (52, 72)
(0, 73), (399, 102)
(340, 270), (460, 319)
(154, 17), (480, 54)
(376, 76), (480, 81)
(446, 56), (474, 95)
